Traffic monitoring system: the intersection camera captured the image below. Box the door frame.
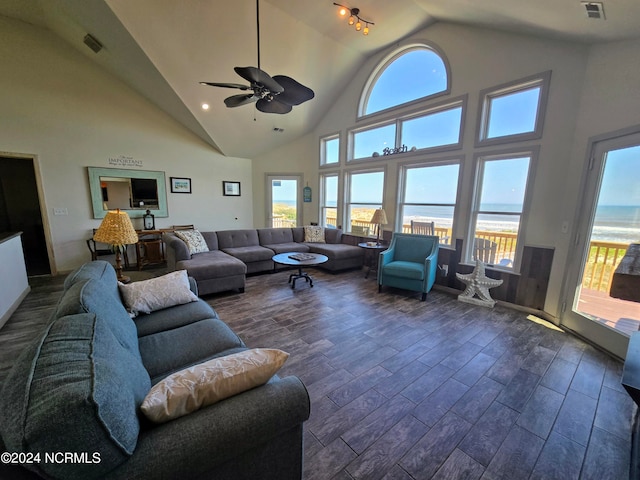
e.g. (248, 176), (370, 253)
(558, 124), (640, 359)
(265, 173), (304, 228)
(0, 151), (56, 275)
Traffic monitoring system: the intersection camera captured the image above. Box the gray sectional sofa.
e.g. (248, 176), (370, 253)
(0, 261), (310, 480)
(164, 227), (364, 296)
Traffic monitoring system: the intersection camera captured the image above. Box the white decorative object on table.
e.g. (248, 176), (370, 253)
(456, 260), (503, 307)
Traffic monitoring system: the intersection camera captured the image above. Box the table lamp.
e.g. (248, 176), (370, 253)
(369, 208), (388, 246)
(93, 209), (139, 283)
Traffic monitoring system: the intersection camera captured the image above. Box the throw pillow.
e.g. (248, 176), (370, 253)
(174, 229), (209, 255)
(140, 348), (289, 423)
(304, 225), (325, 243)
(118, 270), (198, 316)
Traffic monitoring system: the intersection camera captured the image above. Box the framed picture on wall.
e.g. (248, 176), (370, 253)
(170, 177), (192, 194)
(223, 181), (241, 196)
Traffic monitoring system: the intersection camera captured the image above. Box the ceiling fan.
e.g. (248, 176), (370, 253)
(200, 0), (314, 114)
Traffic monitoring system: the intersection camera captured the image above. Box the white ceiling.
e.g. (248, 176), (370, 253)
(2, 0), (640, 158)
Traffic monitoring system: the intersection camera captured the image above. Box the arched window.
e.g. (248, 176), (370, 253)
(361, 45), (449, 117)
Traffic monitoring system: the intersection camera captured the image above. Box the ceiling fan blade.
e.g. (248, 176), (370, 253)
(224, 94), (258, 108)
(234, 66), (284, 93)
(256, 98), (292, 114)
(272, 75), (315, 106)
(199, 82), (252, 90)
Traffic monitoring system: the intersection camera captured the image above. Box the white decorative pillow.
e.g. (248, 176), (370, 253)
(304, 225), (325, 243)
(174, 230), (209, 255)
(140, 348), (289, 423)
(118, 270), (198, 316)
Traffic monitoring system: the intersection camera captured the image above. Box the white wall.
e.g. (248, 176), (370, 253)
(0, 16), (253, 272)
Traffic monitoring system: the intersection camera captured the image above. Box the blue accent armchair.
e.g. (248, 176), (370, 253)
(378, 233), (439, 301)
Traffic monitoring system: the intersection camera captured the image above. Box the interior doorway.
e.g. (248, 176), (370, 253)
(561, 130), (640, 359)
(0, 155), (51, 276)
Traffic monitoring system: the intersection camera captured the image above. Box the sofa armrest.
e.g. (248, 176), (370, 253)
(105, 376), (310, 480)
(188, 276), (198, 296)
(163, 233), (191, 269)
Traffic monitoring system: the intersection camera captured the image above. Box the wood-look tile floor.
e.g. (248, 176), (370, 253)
(211, 268), (636, 480)
(0, 267), (636, 480)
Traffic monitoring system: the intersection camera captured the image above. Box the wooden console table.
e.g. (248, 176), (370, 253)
(610, 243), (640, 302)
(135, 230), (167, 270)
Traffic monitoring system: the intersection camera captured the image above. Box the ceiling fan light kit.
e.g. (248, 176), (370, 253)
(333, 3), (374, 35)
(199, 0), (314, 114)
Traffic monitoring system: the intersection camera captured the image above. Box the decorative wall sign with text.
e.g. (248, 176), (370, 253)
(108, 155), (143, 167)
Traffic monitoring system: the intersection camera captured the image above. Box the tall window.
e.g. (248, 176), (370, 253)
(346, 170), (385, 235)
(469, 153), (533, 268)
(320, 134), (340, 166)
(400, 162), (460, 245)
(362, 46), (449, 116)
(320, 174), (339, 228)
(477, 71), (550, 146)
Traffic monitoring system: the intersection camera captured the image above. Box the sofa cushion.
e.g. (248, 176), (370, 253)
(257, 227), (294, 245)
(221, 245), (275, 263)
(307, 243), (363, 261)
(174, 230), (210, 255)
(383, 260), (425, 280)
(264, 242), (310, 254)
(118, 270), (198, 316)
(177, 250), (247, 280)
(0, 313), (151, 480)
(56, 278), (141, 358)
(134, 299), (219, 337)
(216, 229), (260, 249)
(304, 225), (325, 243)
(138, 318), (246, 382)
(140, 349), (289, 423)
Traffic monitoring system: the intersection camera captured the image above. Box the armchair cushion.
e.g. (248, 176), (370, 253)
(383, 261), (425, 280)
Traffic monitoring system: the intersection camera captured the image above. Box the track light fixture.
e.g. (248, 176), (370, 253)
(333, 3), (374, 35)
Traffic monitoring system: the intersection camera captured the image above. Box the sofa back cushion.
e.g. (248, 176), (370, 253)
(0, 313), (151, 480)
(57, 278), (141, 359)
(201, 231), (219, 250)
(257, 228), (294, 245)
(292, 227), (305, 243)
(325, 228), (343, 244)
(216, 229), (260, 249)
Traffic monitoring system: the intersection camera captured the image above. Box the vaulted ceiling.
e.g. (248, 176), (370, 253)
(2, 0), (640, 158)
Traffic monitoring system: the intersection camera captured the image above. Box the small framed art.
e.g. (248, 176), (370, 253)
(170, 177), (191, 194)
(223, 181), (241, 196)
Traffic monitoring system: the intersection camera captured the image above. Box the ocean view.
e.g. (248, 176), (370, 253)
(275, 200), (640, 244)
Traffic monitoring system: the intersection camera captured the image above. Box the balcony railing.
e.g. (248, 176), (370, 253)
(324, 214), (629, 293)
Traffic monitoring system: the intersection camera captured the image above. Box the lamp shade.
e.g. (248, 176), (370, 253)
(93, 209), (138, 247)
(369, 208), (388, 225)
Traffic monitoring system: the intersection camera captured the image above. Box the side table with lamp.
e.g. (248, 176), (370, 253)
(358, 208), (389, 278)
(92, 209), (139, 283)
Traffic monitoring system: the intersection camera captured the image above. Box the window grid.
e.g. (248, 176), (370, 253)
(320, 173), (339, 228)
(468, 154), (533, 269)
(346, 170), (385, 235)
(320, 134), (340, 166)
(399, 162), (461, 245)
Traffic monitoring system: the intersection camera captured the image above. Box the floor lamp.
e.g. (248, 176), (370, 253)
(369, 208), (388, 246)
(93, 209), (139, 283)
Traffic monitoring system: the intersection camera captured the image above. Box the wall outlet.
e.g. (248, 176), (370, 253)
(53, 207), (68, 216)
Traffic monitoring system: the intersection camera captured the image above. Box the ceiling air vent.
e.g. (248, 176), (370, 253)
(581, 2), (606, 20)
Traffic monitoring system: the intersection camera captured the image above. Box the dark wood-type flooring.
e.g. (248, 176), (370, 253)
(0, 266), (636, 480)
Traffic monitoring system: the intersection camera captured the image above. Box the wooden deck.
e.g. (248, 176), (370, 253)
(577, 287), (640, 336)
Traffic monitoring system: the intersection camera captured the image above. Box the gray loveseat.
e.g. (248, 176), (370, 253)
(0, 261), (310, 480)
(164, 227), (364, 296)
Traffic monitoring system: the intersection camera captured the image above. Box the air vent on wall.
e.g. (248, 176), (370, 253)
(581, 2), (606, 20)
(83, 33), (103, 53)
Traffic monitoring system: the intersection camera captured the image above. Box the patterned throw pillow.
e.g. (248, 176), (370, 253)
(174, 229), (209, 255)
(140, 348), (289, 423)
(118, 270), (198, 316)
(304, 225), (325, 243)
